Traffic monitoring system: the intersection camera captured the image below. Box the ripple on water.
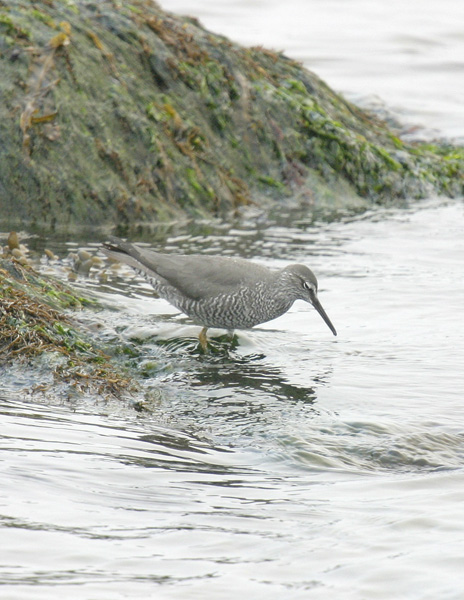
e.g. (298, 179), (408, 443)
(276, 420), (464, 474)
(2, 199), (464, 598)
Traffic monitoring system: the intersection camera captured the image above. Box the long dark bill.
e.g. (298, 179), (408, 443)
(311, 296), (337, 336)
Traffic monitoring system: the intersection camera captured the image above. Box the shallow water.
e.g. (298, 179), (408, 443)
(2, 198), (464, 598)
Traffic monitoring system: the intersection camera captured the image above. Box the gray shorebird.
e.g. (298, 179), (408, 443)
(102, 237), (337, 349)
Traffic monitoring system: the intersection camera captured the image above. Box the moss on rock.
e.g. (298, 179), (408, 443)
(0, 0), (463, 230)
(0, 256), (136, 398)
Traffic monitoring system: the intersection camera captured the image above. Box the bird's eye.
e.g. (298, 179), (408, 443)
(302, 280), (316, 294)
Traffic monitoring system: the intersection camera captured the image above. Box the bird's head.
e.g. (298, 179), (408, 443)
(282, 264), (337, 336)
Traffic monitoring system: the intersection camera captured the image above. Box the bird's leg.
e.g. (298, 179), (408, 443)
(198, 327), (208, 351)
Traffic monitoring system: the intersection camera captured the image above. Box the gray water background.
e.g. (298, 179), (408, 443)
(2, 1), (464, 598)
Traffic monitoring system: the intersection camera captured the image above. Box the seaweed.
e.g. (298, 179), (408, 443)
(0, 257), (136, 398)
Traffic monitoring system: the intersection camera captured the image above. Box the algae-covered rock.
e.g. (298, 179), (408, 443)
(0, 255), (136, 398)
(0, 0), (463, 230)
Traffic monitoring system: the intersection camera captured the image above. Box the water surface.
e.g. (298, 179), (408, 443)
(2, 198), (464, 599)
(161, 0), (464, 141)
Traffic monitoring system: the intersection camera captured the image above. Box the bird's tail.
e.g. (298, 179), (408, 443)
(101, 236), (148, 271)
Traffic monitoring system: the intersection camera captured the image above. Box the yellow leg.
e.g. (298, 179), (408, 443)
(199, 327), (208, 351)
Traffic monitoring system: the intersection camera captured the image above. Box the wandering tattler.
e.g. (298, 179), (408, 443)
(102, 237), (337, 348)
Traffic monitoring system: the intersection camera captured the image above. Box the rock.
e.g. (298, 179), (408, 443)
(7, 231), (20, 251)
(0, 0), (463, 231)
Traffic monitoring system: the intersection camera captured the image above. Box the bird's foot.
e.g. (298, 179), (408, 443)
(198, 327), (209, 352)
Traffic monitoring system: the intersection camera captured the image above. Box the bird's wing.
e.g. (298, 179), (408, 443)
(102, 238), (271, 300)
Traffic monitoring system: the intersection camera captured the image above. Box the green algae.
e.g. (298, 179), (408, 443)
(0, 257), (137, 398)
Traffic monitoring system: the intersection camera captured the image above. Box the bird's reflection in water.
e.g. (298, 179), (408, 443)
(192, 360), (318, 406)
(143, 333), (334, 448)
